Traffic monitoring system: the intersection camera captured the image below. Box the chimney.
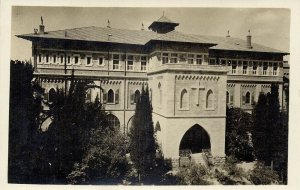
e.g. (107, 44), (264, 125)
(39, 16), (45, 34)
(247, 29), (252, 49)
(107, 19), (111, 28)
(141, 23), (145, 31)
(226, 30), (230, 37)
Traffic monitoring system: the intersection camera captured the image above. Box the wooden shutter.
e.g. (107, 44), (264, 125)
(130, 90), (134, 104)
(230, 93), (234, 105)
(242, 92), (246, 105)
(115, 89), (119, 104)
(103, 89), (107, 104)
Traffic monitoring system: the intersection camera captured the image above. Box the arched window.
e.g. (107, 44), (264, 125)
(180, 89), (189, 109)
(226, 91), (230, 104)
(48, 88), (56, 103)
(107, 114), (120, 130)
(134, 90), (140, 104)
(206, 90), (213, 109)
(245, 92), (251, 104)
(108, 89), (114, 103)
(158, 82), (162, 105)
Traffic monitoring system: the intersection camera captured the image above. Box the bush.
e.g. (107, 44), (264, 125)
(215, 156), (249, 185)
(249, 162), (280, 185)
(176, 163), (212, 185)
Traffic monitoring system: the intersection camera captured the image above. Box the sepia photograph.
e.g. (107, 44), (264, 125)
(4, 4), (293, 186)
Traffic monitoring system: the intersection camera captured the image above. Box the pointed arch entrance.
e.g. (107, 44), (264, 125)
(179, 124), (211, 156)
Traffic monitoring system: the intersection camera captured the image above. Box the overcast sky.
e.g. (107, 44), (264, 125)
(11, 7), (290, 61)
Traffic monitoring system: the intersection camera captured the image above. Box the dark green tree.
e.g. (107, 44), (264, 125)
(252, 92), (269, 163)
(225, 107), (254, 161)
(129, 85), (156, 182)
(8, 60), (43, 183)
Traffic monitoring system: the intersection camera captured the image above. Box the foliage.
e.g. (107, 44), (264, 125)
(214, 156), (249, 185)
(225, 107), (254, 161)
(129, 85), (156, 179)
(8, 60), (43, 183)
(67, 129), (129, 184)
(249, 162), (280, 185)
(252, 85), (288, 183)
(175, 163), (212, 185)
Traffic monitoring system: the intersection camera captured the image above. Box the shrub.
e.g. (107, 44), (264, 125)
(249, 162), (280, 185)
(176, 163), (212, 185)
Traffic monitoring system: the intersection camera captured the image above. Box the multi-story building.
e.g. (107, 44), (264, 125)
(17, 15), (288, 166)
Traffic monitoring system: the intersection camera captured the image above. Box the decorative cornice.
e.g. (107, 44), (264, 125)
(175, 74), (220, 81)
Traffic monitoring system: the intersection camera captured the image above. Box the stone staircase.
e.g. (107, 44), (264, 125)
(191, 153), (208, 167)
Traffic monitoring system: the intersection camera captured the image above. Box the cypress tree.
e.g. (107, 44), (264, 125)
(129, 85), (156, 182)
(252, 92), (269, 163)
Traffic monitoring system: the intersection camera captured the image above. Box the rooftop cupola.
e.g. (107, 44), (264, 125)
(148, 13), (179, 34)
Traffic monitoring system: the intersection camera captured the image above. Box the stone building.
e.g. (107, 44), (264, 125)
(17, 15), (288, 165)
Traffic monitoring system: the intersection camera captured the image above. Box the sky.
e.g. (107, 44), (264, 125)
(11, 7), (290, 61)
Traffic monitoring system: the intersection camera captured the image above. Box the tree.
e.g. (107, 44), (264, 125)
(8, 60), (43, 183)
(129, 85), (156, 182)
(225, 107), (254, 161)
(252, 92), (269, 164)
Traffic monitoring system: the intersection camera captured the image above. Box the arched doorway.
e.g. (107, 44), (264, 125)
(179, 124), (211, 156)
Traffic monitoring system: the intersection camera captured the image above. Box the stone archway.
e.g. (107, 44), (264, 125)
(179, 124), (211, 156)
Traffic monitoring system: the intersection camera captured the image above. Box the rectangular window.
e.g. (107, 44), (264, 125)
(74, 56), (79, 64)
(46, 55), (49, 63)
(187, 54), (194, 64)
(263, 62), (268, 75)
(243, 66), (248, 74)
(60, 55), (64, 64)
(67, 56), (71, 64)
(98, 57), (103, 65)
(273, 63), (278, 75)
(141, 56), (147, 71)
(53, 55), (56, 63)
(196, 55), (202, 65)
(113, 54), (119, 70)
(232, 65), (237, 74)
(209, 58), (216, 65)
(162, 53), (168, 64)
(227, 60), (232, 66)
(87, 57), (91, 65)
(127, 55), (134, 70)
(170, 53), (178, 63)
(38, 54), (42, 63)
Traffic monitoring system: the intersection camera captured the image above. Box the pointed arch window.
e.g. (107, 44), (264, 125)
(206, 90), (214, 109)
(134, 90), (141, 104)
(48, 88), (56, 103)
(180, 89), (189, 109)
(107, 89), (114, 103)
(245, 91), (251, 104)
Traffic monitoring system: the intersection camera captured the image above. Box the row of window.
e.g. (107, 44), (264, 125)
(161, 52), (208, 65)
(38, 54), (148, 71)
(178, 88), (214, 110)
(226, 91), (255, 105)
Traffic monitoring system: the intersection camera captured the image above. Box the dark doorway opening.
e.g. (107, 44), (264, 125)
(179, 124), (211, 156)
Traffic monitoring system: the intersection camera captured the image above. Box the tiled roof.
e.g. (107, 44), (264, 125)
(17, 26), (160, 45)
(191, 34), (287, 54)
(17, 26), (288, 54)
(152, 31), (215, 44)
